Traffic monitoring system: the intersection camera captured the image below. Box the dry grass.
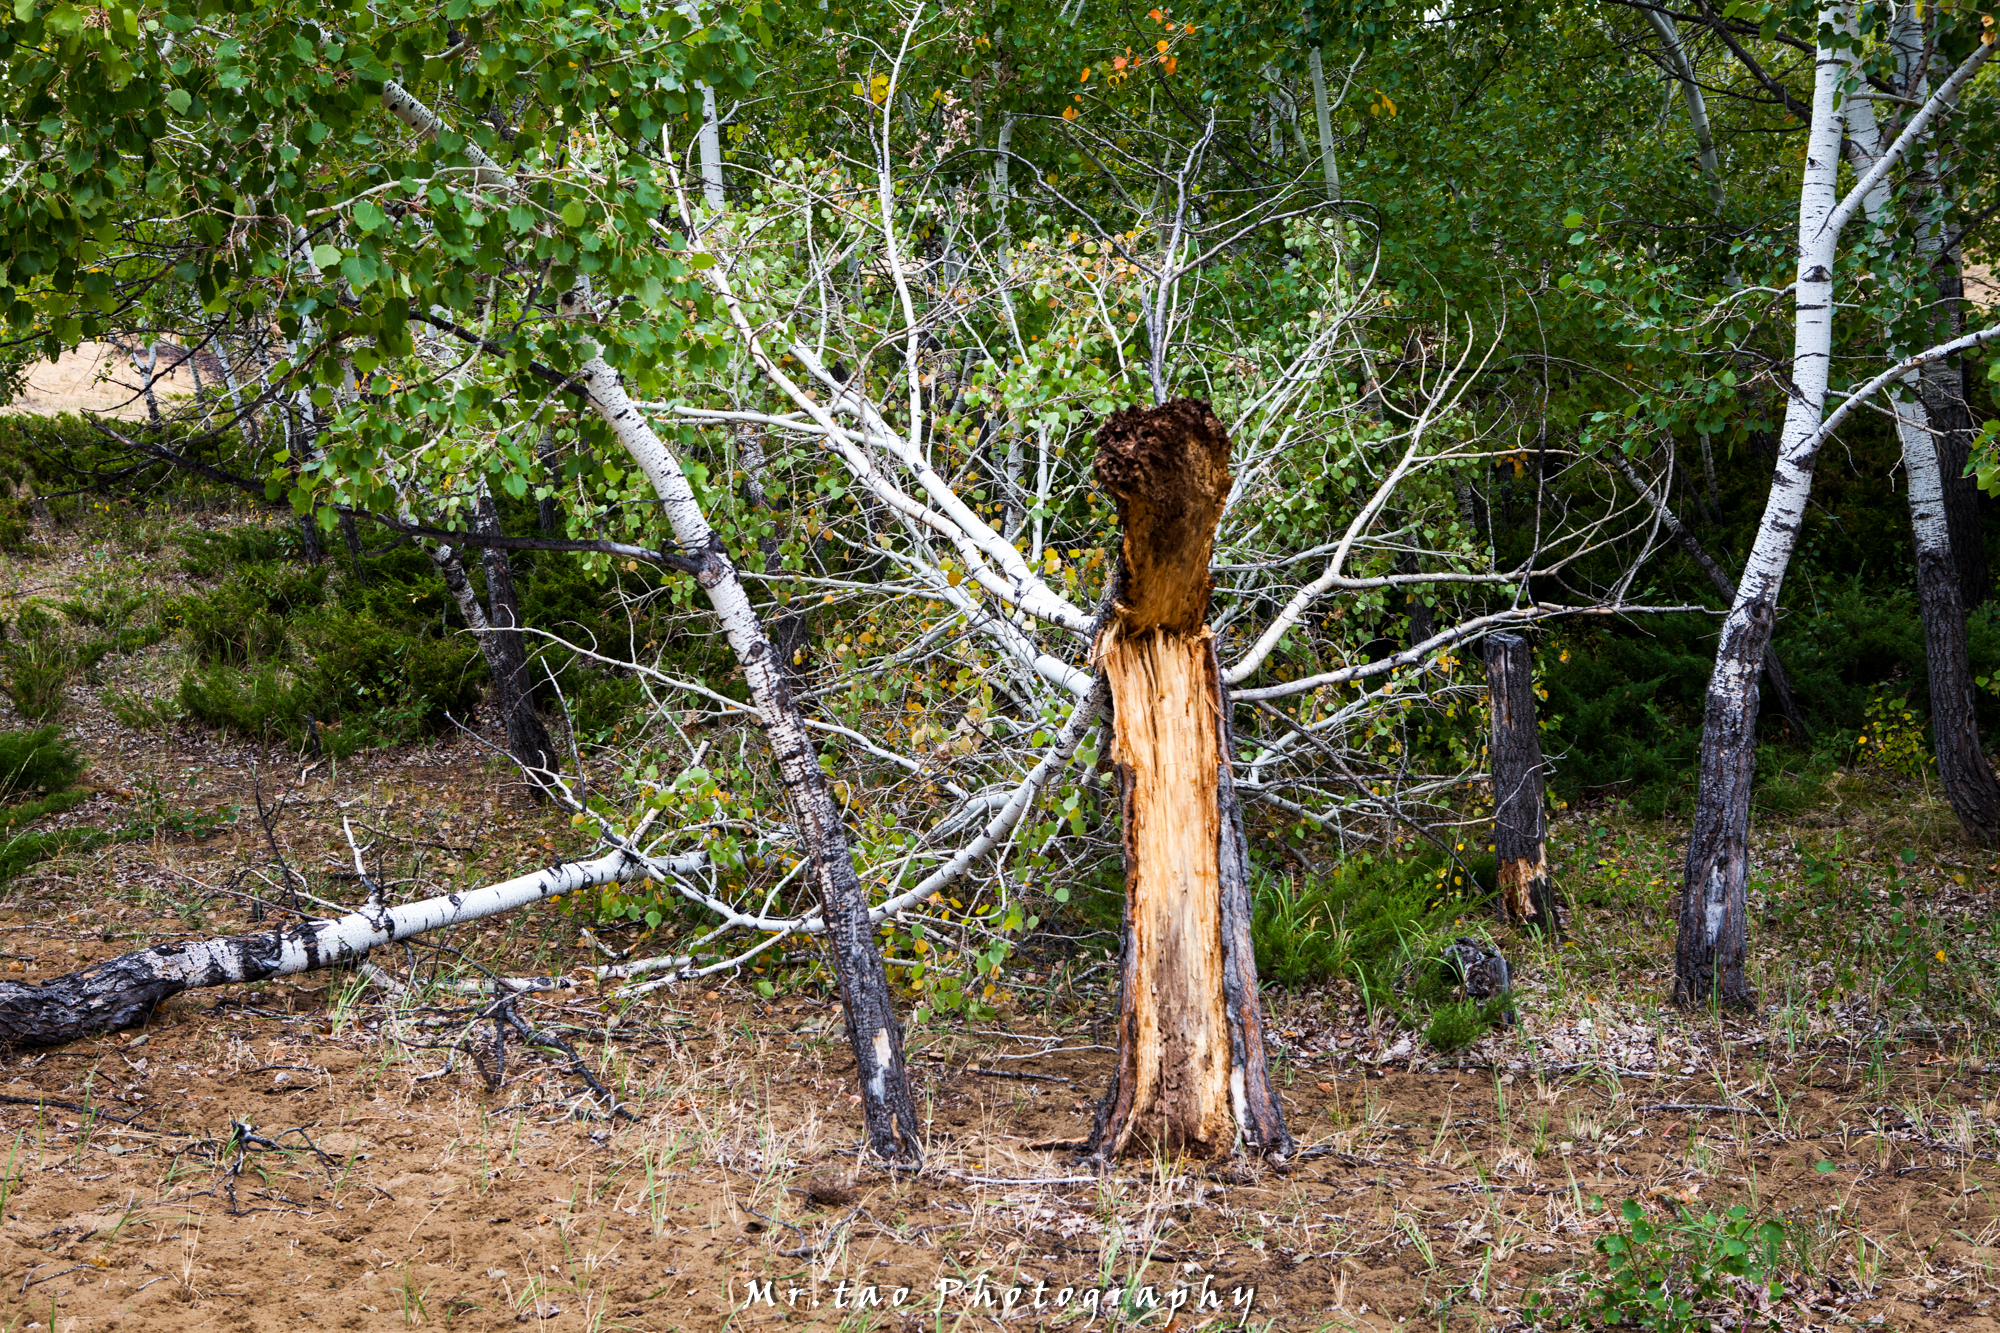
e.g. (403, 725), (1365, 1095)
(0, 514), (1993, 1331)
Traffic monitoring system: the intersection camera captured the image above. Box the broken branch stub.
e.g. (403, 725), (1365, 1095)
(1090, 399), (1290, 1161)
(1484, 632), (1561, 938)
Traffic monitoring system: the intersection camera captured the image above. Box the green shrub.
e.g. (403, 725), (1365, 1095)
(173, 524), (301, 579)
(0, 605), (72, 720)
(1527, 1200), (1788, 1333)
(172, 562), (327, 664)
(0, 725), (83, 798)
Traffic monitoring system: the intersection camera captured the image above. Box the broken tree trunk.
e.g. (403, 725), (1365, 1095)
(0, 848), (701, 1048)
(1089, 399), (1290, 1161)
(1483, 633), (1561, 939)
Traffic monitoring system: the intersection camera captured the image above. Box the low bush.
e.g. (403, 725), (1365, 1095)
(1526, 1199), (1789, 1333)
(1252, 854), (1513, 1049)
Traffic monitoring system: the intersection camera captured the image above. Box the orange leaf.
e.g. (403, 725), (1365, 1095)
(1113, 56), (1127, 70)
(1062, 105), (1078, 120)
(1163, 55), (1177, 74)
(1148, 6), (1163, 19)
(1080, 66), (1090, 81)
(1156, 38), (1169, 51)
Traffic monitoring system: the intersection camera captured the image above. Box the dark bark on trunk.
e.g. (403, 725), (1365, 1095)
(0, 852), (674, 1048)
(1088, 398), (1288, 1161)
(1214, 644), (1291, 1157)
(340, 509), (366, 582)
(1677, 607), (1763, 1011)
(1926, 254), (1988, 610)
(297, 513), (324, 565)
(475, 496), (558, 792)
(1914, 537), (2000, 845)
(1483, 633), (1561, 939)
(537, 427), (562, 537)
(741, 433), (811, 684)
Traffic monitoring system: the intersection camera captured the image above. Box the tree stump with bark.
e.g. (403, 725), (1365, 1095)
(1484, 633), (1561, 938)
(1088, 399), (1290, 1161)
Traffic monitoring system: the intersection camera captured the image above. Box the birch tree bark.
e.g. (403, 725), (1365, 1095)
(561, 295), (923, 1162)
(0, 848), (700, 1048)
(1307, 48), (1340, 201)
(1088, 399), (1289, 1161)
(1641, 9), (1727, 215)
(1845, 63), (2000, 846)
(1675, 24), (1848, 1010)
(1675, 25), (1996, 1006)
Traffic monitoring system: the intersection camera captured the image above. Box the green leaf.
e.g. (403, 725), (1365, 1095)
(1563, 211), (1584, 228)
(309, 244), (342, 270)
(560, 200), (587, 228)
(1814, 1160), (1836, 1174)
(164, 87), (191, 114)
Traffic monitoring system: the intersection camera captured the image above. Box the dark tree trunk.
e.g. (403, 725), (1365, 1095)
(1678, 606), (1761, 1010)
(741, 432), (812, 683)
(1925, 253), (1988, 611)
(297, 513), (323, 565)
(1895, 384), (2000, 845)
(340, 509), (367, 583)
(1483, 633), (1561, 938)
(537, 427), (563, 536)
(475, 495), (559, 792)
(1087, 399), (1289, 1161)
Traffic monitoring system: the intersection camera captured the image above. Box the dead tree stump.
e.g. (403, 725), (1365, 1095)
(1089, 399), (1290, 1161)
(1484, 632), (1561, 938)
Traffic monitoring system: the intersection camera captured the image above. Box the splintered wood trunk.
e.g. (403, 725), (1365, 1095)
(1484, 634), (1560, 938)
(1090, 399), (1290, 1161)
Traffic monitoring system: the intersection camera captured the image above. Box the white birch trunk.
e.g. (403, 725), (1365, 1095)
(1675, 18), (1850, 1008)
(560, 308), (923, 1159)
(1643, 9), (1726, 214)
(697, 82), (725, 213)
(0, 848), (700, 1047)
(1308, 47), (1339, 200)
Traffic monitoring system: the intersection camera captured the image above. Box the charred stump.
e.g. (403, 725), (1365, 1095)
(1088, 399), (1290, 1161)
(1484, 633), (1561, 938)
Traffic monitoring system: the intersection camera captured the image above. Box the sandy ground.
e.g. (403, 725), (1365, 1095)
(4, 344), (199, 420)
(0, 522), (1991, 1332)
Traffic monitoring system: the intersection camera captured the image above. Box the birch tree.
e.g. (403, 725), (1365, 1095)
(1673, 13), (1996, 1007)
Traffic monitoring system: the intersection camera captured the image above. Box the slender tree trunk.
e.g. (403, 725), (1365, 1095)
(1899, 394), (2000, 844)
(1308, 47), (1340, 200)
(431, 537), (557, 793)
(1927, 250), (1988, 610)
(1607, 452), (1812, 741)
(1089, 399), (1289, 1160)
(696, 82), (725, 213)
(475, 492), (559, 790)
(340, 509), (367, 582)
(537, 426), (563, 536)
(567, 331), (923, 1162)
(1643, 9), (1727, 215)
(1845, 73), (2000, 844)
(1484, 633), (1561, 937)
(1677, 26), (1849, 1011)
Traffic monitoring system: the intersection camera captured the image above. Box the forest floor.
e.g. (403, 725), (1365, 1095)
(0, 524), (1997, 1332)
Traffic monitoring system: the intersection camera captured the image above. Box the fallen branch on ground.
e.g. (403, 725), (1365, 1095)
(0, 846), (702, 1048)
